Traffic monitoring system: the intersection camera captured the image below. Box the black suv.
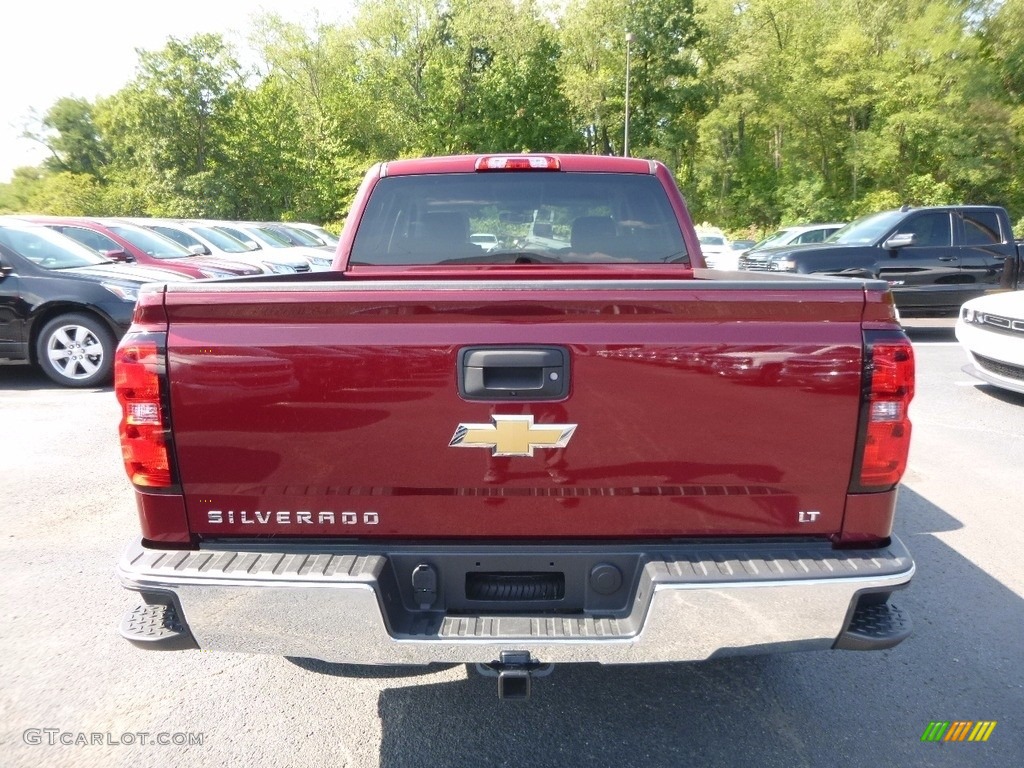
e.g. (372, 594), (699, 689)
(742, 205), (1022, 316)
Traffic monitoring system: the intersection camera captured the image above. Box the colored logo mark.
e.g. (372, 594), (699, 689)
(921, 721), (997, 742)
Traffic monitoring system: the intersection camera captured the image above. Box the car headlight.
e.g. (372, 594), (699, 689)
(962, 307), (975, 322)
(100, 282), (140, 302)
(770, 259), (797, 272)
(308, 256), (332, 267)
(266, 263), (297, 274)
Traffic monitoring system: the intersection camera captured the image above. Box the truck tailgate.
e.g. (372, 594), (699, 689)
(163, 279), (868, 539)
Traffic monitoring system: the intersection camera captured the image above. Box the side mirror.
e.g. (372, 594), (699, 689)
(188, 244), (211, 256)
(244, 240), (261, 251)
(882, 232), (916, 251)
(103, 249), (134, 263)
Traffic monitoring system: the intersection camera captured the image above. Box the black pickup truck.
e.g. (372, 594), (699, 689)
(740, 205), (1022, 316)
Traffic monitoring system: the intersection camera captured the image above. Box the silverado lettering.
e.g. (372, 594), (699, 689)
(207, 511), (379, 525)
(115, 154), (916, 700)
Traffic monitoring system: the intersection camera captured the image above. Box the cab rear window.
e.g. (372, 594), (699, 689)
(350, 173), (688, 266)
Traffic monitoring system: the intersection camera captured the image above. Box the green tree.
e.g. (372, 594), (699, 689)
(558, 0), (630, 155)
(684, 0), (1017, 226)
(418, 0), (581, 153)
(977, 0), (1024, 214)
(622, 0), (703, 169)
(24, 97), (108, 177)
(0, 168), (47, 213)
(24, 172), (105, 215)
(98, 33), (247, 213)
(343, 0), (439, 155)
(251, 13), (376, 220)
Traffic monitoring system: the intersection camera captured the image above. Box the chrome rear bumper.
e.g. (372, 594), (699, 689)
(117, 537), (914, 664)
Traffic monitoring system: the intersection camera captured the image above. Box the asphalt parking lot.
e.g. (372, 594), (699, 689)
(1, 318), (1021, 767)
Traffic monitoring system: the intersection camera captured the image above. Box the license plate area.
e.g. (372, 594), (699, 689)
(386, 551), (641, 617)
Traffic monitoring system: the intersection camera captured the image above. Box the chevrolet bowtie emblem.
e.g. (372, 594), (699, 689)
(449, 415), (577, 457)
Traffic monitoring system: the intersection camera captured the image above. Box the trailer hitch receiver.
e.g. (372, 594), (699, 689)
(475, 651), (554, 700)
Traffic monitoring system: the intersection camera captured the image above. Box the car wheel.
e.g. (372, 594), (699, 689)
(35, 313), (116, 388)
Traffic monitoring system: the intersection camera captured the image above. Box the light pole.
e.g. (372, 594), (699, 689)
(624, 32), (634, 157)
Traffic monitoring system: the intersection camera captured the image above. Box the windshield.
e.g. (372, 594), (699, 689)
(221, 225), (291, 249)
(107, 224), (192, 259)
(748, 230), (791, 252)
(0, 225), (109, 269)
(253, 227), (294, 247)
(190, 225), (253, 253)
(826, 211), (907, 245)
(303, 225), (338, 245)
(350, 172), (688, 265)
(271, 225), (322, 247)
(150, 225), (203, 251)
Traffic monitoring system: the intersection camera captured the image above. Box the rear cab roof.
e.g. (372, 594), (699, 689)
(378, 154), (660, 177)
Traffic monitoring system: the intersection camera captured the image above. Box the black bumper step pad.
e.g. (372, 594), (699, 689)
(120, 602), (198, 651)
(834, 600), (912, 651)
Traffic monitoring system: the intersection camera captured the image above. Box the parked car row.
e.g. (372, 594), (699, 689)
(137, 220), (312, 274)
(20, 216), (337, 277)
(697, 223), (845, 272)
(28, 217), (263, 279)
(202, 221), (334, 271)
(0, 216), (338, 387)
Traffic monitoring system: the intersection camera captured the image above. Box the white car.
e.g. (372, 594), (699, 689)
(207, 222), (334, 272)
(738, 223), (846, 270)
(749, 223), (845, 251)
(955, 291), (1024, 395)
(696, 229), (735, 270)
(470, 233), (499, 251)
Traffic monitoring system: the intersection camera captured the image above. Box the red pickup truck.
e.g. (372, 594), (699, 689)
(115, 155), (915, 698)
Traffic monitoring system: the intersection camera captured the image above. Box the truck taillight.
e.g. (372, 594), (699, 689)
(852, 333), (915, 491)
(115, 332), (175, 488)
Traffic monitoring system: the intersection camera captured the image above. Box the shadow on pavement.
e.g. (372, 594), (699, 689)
(370, 486), (1020, 768)
(285, 658), (459, 679)
(0, 363), (111, 392)
(965, 382), (1024, 407)
(902, 325), (956, 344)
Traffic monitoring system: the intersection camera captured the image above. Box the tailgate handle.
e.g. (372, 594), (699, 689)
(459, 347), (569, 400)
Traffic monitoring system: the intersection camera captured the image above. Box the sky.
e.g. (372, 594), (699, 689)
(0, 0), (358, 183)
